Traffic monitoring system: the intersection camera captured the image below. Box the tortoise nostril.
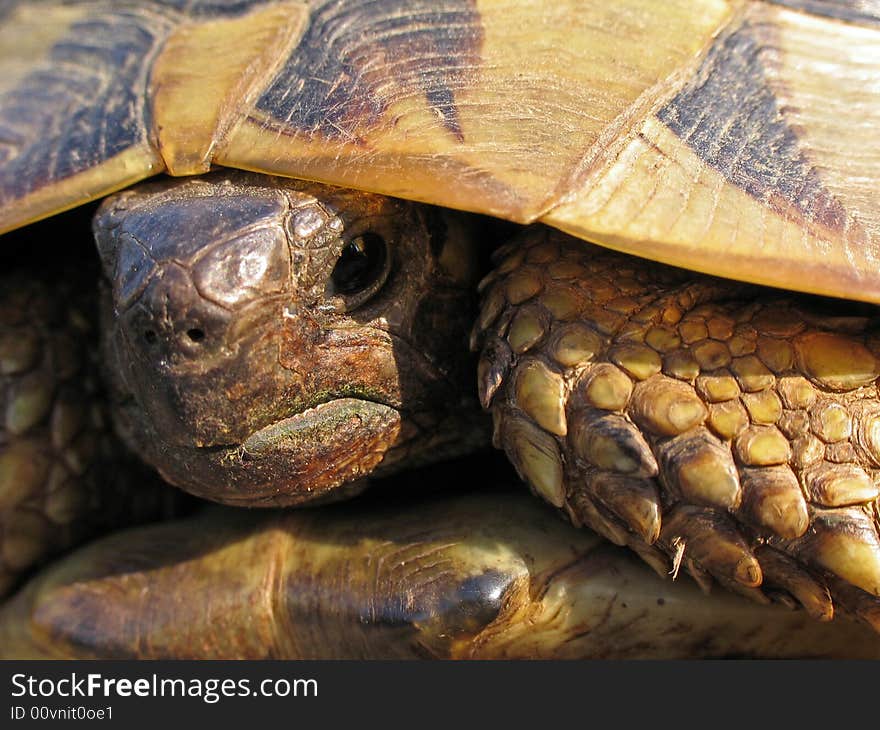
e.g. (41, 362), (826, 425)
(143, 329), (158, 344)
(186, 327), (205, 343)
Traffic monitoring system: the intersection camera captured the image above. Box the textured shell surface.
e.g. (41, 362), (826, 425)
(0, 0), (879, 300)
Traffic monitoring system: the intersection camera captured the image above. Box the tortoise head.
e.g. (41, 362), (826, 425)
(94, 172), (484, 506)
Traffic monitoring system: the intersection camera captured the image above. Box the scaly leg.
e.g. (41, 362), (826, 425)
(475, 226), (880, 631)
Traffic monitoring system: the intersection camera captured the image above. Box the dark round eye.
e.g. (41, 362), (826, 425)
(330, 232), (388, 298)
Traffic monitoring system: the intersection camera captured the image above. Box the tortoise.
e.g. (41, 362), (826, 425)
(2, 0), (880, 658)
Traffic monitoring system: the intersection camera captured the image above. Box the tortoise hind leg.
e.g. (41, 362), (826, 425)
(475, 226), (880, 631)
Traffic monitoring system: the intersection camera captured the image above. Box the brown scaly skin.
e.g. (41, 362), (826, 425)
(0, 266), (179, 599)
(475, 226), (880, 633)
(4, 491), (880, 660)
(95, 172), (487, 506)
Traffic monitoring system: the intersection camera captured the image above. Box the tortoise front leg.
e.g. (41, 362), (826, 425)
(2, 491), (880, 659)
(476, 227), (880, 631)
(0, 267), (176, 599)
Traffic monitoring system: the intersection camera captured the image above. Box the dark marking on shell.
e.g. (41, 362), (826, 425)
(0, 8), (172, 206)
(657, 18), (850, 233)
(152, 0), (274, 14)
(0, 0), (296, 209)
(255, 0), (483, 143)
(766, 0), (880, 27)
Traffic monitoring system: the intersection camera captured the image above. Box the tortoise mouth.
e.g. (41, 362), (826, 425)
(239, 397), (398, 459)
(142, 397), (406, 507)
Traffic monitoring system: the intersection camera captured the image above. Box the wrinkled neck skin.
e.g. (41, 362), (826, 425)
(94, 171), (488, 507)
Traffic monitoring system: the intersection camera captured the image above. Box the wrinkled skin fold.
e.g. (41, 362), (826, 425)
(3, 490), (880, 659)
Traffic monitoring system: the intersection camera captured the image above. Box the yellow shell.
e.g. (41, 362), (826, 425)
(1, 0), (880, 302)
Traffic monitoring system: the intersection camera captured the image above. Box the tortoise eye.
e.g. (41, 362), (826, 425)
(329, 232), (389, 307)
